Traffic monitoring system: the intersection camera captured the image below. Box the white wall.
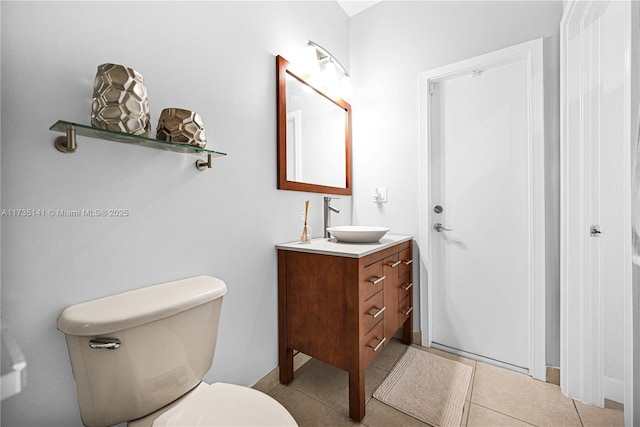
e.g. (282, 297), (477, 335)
(632, 1), (640, 423)
(0, 2), (350, 426)
(349, 1), (563, 365)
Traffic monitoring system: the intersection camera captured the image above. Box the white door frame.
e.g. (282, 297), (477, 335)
(418, 38), (547, 381)
(560, 1), (633, 424)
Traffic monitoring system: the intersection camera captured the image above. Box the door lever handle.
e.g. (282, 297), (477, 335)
(434, 223), (453, 232)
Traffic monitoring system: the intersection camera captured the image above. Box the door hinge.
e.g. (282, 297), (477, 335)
(429, 82), (434, 95)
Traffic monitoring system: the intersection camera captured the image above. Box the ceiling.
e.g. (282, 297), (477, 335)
(336, 0), (382, 17)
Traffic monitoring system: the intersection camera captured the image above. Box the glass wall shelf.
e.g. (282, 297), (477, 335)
(50, 120), (226, 170)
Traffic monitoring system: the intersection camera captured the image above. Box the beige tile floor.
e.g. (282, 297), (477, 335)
(260, 339), (624, 427)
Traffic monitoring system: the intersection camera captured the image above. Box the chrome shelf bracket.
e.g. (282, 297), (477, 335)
(195, 153), (212, 171)
(54, 127), (77, 153)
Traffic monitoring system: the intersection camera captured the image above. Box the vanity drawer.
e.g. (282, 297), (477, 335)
(361, 290), (384, 335)
(362, 321), (385, 367)
(398, 272), (413, 302)
(398, 294), (413, 326)
(360, 261), (384, 301)
(398, 248), (413, 276)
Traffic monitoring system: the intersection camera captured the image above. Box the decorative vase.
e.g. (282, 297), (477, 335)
(156, 108), (207, 148)
(90, 63), (151, 136)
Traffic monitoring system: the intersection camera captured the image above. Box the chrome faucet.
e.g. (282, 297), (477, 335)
(324, 196), (340, 238)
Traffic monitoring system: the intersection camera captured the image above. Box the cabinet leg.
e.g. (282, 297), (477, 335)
(348, 367), (366, 421)
(279, 347), (294, 384)
(402, 315), (413, 345)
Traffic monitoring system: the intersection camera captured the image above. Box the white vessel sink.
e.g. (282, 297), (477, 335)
(327, 226), (390, 243)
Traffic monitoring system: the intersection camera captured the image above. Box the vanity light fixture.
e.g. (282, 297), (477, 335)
(304, 40), (353, 99)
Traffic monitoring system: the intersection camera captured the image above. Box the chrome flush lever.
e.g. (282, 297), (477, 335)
(89, 337), (121, 350)
(433, 223), (453, 232)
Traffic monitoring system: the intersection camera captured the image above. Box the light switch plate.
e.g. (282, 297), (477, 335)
(373, 187), (388, 203)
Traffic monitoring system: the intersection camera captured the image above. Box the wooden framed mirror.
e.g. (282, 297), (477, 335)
(276, 55), (352, 195)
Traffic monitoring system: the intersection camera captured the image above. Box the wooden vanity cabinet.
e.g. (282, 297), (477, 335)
(277, 238), (413, 422)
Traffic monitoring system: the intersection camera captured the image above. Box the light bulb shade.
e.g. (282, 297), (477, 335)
(323, 61), (336, 73)
(303, 44), (320, 76)
(340, 75), (353, 99)
(323, 61), (339, 93)
(304, 41), (352, 99)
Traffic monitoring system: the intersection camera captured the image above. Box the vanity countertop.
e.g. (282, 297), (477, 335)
(275, 234), (413, 258)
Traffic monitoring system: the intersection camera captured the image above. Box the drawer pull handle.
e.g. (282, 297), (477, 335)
(401, 307), (414, 316)
(369, 276), (386, 285)
(368, 306), (386, 318)
(388, 260), (402, 268)
(401, 282), (413, 291)
(368, 337), (386, 352)
(403, 259), (413, 266)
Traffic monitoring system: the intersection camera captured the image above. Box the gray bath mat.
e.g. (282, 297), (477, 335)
(373, 346), (472, 427)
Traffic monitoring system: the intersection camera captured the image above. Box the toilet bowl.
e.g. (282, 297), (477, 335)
(57, 276), (297, 427)
(130, 383), (295, 427)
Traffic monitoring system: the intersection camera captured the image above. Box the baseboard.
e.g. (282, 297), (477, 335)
(604, 375), (625, 404)
(546, 366), (560, 386)
(392, 329), (422, 346)
(604, 399), (624, 411)
(543, 368), (623, 409)
(412, 331), (422, 346)
(251, 352), (312, 394)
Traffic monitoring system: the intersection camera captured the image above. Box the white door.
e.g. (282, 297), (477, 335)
(425, 41), (545, 375)
(560, 0), (632, 415)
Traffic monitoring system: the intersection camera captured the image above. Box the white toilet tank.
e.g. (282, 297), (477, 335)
(57, 276), (228, 427)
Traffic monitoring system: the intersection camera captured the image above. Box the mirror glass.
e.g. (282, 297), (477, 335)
(277, 55), (352, 195)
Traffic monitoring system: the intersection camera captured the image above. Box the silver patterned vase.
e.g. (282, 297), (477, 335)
(156, 108), (207, 148)
(91, 63), (151, 136)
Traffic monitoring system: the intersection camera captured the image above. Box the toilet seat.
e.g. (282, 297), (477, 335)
(131, 382), (297, 427)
